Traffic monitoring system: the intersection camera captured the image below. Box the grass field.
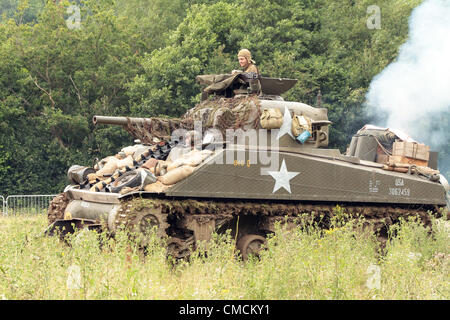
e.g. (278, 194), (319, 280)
(0, 212), (448, 300)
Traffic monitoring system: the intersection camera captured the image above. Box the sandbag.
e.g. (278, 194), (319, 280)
(291, 115), (312, 137)
(116, 155), (134, 169)
(167, 149), (213, 171)
(167, 149), (199, 170)
(119, 186), (140, 195)
(167, 146), (192, 162)
(95, 156), (115, 170)
(188, 149), (213, 165)
(121, 145), (141, 156)
(149, 160), (169, 176)
(87, 173), (98, 184)
(142, 158), (158, 170)
(143, 181), (171, 193)
(96, 157), (119, 177)
(260, 108), (283, 129)
(159, 165), (195, 185)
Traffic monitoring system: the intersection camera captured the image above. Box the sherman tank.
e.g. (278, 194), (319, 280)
(46, 72), (450, 259)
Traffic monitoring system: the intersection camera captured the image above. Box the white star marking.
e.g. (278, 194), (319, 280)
(268, 159), (299, 193)
(276, 106), (294, 140)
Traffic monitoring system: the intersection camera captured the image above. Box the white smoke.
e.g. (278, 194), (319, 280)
(366, 0), (450, 175)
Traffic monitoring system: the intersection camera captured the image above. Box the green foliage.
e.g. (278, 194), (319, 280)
(127, 1), (241, 116)
(0, 0), (46, 24)
(0, 0), (185, 195)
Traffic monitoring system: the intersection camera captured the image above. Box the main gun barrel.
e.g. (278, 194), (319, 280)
(92, 115), (188, 144)
(93, 115), (152, 126)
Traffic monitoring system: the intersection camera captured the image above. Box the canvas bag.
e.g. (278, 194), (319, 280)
(260, 108), (283, 129)
(291, 115), (312, 137)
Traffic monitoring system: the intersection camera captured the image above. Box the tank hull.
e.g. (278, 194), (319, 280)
(46, 146), (447, 259)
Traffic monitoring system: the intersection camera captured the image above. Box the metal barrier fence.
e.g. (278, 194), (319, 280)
(1, 195), (57, 215)
(0, 196), (4, 215)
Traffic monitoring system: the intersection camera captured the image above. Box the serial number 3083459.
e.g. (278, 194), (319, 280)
(389, 187), (410, 197)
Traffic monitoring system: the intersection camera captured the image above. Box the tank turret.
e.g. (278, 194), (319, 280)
(93, 74), (332, 150)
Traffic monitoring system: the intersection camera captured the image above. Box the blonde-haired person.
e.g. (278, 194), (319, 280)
(232, 49), (260, 75)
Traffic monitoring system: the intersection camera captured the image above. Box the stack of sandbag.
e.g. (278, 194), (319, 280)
(75, 142), (170, 191)
(69, 141), (214, 195)
(145, 149), (214, 187)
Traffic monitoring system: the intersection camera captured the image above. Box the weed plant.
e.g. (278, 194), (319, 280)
(0, 211), (448, 299)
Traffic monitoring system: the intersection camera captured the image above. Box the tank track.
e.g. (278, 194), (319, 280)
(113, 199), (170, 245)
(47, 193), (70, 225)
(113, 196), (444, 259)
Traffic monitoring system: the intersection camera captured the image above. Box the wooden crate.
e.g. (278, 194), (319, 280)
(393, 141), (429, 161)
(389, 155), (428, 167)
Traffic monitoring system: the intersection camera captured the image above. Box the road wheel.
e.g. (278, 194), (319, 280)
(236, 234), (267, 261)
(166, 237), (192, 260)
(129, 207), (169, 246)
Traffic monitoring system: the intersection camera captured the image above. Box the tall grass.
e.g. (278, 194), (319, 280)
(0, 212), (448, 300)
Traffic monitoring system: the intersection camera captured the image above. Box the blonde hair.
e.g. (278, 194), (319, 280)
(238, 49), (256, 64)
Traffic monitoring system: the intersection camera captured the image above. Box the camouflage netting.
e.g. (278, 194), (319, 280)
(125, 117), (194, 145)
(124, 95), (262, 144)
(183, 95), (261, 134)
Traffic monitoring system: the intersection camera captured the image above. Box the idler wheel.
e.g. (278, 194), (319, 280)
(236, 234), (267, 261)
